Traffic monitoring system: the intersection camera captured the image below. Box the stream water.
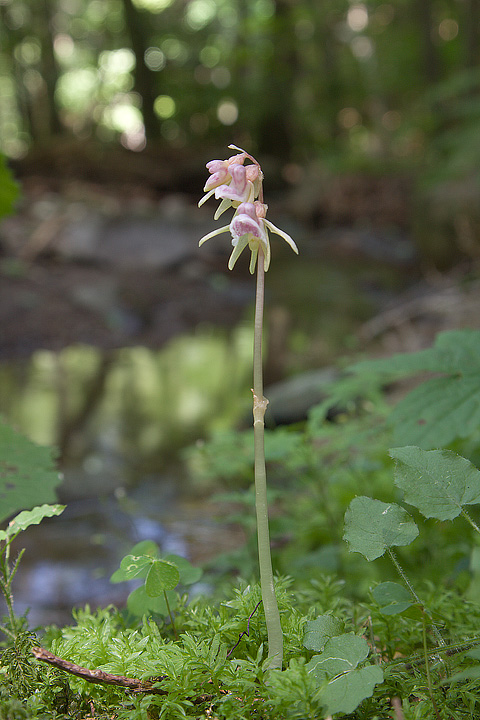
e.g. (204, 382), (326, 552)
(0, 226), (416, 628)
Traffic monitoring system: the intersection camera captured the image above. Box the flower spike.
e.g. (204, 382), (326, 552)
(198, 146), (298, 272)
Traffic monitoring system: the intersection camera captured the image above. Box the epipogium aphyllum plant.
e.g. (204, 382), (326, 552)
(198, 146), (298, 669)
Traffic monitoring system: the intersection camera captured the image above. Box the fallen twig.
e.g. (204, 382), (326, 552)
(31, 646), (167, 695)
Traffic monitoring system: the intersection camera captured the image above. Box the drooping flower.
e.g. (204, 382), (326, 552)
(215, 165), (254, 204)
(198, 151), (247, 207)
(198, 147), (298, 272)
(204, 160), (230, 191)
(199, 200), (298, 273)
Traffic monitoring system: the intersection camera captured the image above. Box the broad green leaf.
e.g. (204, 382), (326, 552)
(348, 330), (480, 448)
(303, 615), (345, 651)
(307, 634), (369, 678)
(127, 585), (178, 617)
(0, 154), (19, 220)
(372, 582), (412, 615)
(390, 374), (480, 448)
(145, 560), (180, 597)
(321, 665), (384, 715)
(164, 554), (203, 585)
(390, 446), (480, 520)
(351, 329), (480, 377)
(0, 504), (65, 541)
(344, 496), (419, 561)
(0, 418), (62, 523)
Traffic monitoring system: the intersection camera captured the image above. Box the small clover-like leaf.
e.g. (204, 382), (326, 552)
(306, 633), (384, 715)
(344, 496), (419, 561)
(303, 615), (345, 652)
(372, 581), (413, 615)
(321, 664), (384, 715)
(130, 540), (160, 558)
(307, 634), (369, 678)
(118, 554), (153, 580)
(127, 585), (178, 617)
(164, 554), (203, 585)
(390, 446), (480, 520)
(145, 560), (180, 597)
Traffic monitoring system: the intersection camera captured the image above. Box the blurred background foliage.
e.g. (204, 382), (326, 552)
(1, 0), (479, 181)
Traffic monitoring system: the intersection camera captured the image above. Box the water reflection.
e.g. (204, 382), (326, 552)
(0, 328), (253, 626)
(0, 325), (253, 474)
(0, 248), (409, 625)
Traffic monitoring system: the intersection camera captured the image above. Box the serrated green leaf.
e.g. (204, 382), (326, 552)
(303, 615), (345, 651)
(0, 504), (65, 541)
(390, 446), (480, 520)
(351, 329), (480, 377)
(127, 585), (177, 617)
(164, 554), (203, 585)
(344, 496), (419, 560)
(348, 330), (480, 448)
(307, 634), (369, 678)
(145, 560), (180, 596)
(372, 581), (413, 615)
(390, 374), (480, 448)
(0, 418), (62, 523)
(321, 664), (384, 715)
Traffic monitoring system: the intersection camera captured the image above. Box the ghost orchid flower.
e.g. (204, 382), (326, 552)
(228, 202), (270, 273)
(198, 152), (247, 207)
(199, 200), (298, 274)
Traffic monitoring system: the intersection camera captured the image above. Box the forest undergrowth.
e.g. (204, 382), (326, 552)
(2, 152), (480, 719)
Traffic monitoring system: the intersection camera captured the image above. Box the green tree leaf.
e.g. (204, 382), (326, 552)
(303, 615), (345, 651)
(390, 446), (480, 520)
(0, 418), (62, 523)
(145, 560), (180, 597)
(343, 496), (419, 560)
(0, 503), (65, 541)
(372, 581), (413, 615)
(321, 664), (384, 715)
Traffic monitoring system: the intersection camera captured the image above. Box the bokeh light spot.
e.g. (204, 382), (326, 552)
(217, 99), (238, 125)
(154, 95), (176, 119)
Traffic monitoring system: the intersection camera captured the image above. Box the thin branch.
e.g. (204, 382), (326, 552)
(31, 647), (167, 694)
(226, 601), (262, 658)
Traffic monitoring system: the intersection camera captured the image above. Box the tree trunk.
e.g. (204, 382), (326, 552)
(120, 0), (160, 142)
(465, 0), (480, 68)
(415, 0), (440, 84)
